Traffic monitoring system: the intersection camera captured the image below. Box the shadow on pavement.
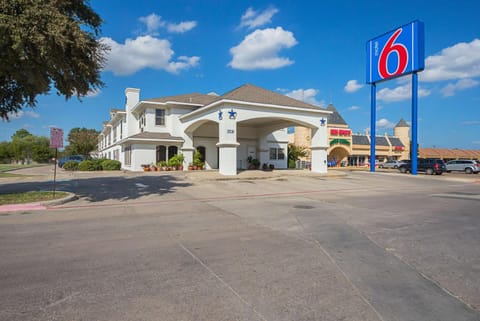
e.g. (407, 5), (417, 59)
(0, 175), (191, 203)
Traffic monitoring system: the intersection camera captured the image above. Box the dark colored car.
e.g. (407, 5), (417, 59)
(398, 158), (446, 175)
(58, 155), (86, 168)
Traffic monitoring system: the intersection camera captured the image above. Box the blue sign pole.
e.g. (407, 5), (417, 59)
(370, 83), (376, 172)
(411, 72), (418, 175)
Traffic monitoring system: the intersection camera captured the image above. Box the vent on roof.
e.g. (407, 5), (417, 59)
(207, 92), (219, 96)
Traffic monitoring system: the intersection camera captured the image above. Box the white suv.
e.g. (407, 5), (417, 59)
(445, 160), (480, 174)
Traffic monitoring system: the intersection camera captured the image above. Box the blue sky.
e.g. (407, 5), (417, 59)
(3, 0), (480, 149)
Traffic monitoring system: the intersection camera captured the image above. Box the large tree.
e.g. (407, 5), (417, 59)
(0, 0), (107, 119)
(66, 127), (99, 156)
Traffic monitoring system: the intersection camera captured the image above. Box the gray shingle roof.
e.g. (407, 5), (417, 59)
(128, 132), (184, 141)
(145, 93), (218, 106)
(396, 118), (409, 127)
(389, 137), (404, 147)
(146, 84), (326, 111)
(326, 104), (347, 125)
(376, 136), (389, 146)
(218, 84), (324, 110)
(352, 135), (370, 145)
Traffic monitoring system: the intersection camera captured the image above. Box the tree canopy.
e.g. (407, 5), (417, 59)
(0, 129), (54, 163)
(66, 127), (99, 156)
(0, 0), (108, 119)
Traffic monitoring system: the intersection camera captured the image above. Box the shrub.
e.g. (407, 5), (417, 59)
(90, 158), (104, 170)
(288, 159), (296, 168)
(101, 159), (121, 170)
(77, 160), (96, 171)
(62, 160), (79, 171)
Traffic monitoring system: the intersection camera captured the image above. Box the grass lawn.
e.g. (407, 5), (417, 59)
(0, 191), (70, 205)
(0, 164), (48, 172)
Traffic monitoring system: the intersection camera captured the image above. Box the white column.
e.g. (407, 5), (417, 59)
(181, 133), (194, 171)
(217, 108), (239, 175)
(310, 125), (328, 173)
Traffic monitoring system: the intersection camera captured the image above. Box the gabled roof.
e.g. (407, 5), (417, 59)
(389, 137), (404, 147)
(352, 135), (370, 145)
(326, 104), (348, 125)
(127, 132), (184, 142)
(217, 84), (323, 110)
(396, 118), (409, 127)
(375, 136), (389, 146)
(145, 93), (218, 106)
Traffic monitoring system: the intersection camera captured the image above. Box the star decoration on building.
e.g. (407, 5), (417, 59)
(218, 110), (223, 120)
(320, 117), (327, 126)
(228, 108), (237, 119)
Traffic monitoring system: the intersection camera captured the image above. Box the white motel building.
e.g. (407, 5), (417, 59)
(98, 84), (331, 175)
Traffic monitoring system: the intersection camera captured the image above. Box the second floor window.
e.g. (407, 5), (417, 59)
(156, 109), (165, 126)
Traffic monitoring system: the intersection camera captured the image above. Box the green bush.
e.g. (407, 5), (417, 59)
(77, 160), (96, 171)
(62, 160), (79, 171)
(288, 159), (296, 168)
(90, 158), (104, 170)
(101, 159), (121, 170)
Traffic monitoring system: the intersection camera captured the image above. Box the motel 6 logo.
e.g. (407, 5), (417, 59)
(367, 21), (424, 84)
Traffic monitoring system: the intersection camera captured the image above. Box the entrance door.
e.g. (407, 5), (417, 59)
(247, 145), (256, 169)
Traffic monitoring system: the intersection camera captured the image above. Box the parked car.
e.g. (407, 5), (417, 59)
(379, 160), (402, 169)
(445, 159), (480, 174)
(398, 158), (446, 175)
(58, 155), (86, 168)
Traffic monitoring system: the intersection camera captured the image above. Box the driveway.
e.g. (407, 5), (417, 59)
(0, 169), (479, 320)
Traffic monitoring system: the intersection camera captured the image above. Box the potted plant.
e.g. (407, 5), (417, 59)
(176, 153), (185, 170)
(142, 164), (150, 171)
(150, 163), (157, 171)
(159, 161), (168, 171)
(193, 150), (203, 170)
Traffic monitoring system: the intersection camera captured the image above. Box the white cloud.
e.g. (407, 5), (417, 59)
(166, 21), (197, 33)
(284, 89), (325, 107)
(344, 80), (364, 93)
(441, 78), (479, 97)
(101, 36), (199, 75)
(83, 88), (101, 98)
(139, 13), (197, 34)
(348, 105), (360, 111)
(7, 110), (40, 119)
(229, 27), (297, 70)
(25, 111), (40, 118)
(376, 118), (395, 129)
(239, 7), (279, 29)
(421, 38), (480, 82)
(7, 110), (24, 119)
(139, 13), (164, 34)
(377, 84), (431, 102)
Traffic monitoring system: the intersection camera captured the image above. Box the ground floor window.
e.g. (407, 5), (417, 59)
(269, 147), (285, 160)
(124, 145), (132, 165)
(113, 149), (119, 161)
(156, 145), (179, 163)
(197, 146), (206, 162)
(348, 156), (366, 166)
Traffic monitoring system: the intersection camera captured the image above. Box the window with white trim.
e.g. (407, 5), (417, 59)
(155, 109), (165, 126)
(269, 148), (285, 160)
(124, 145), (132, 165)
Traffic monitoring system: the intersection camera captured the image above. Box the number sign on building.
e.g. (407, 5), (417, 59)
(367, 20), (424, 84)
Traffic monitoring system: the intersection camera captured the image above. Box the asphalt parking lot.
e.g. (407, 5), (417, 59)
(1, 168), (479, 321)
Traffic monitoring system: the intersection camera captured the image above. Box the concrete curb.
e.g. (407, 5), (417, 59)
(0, 191), (77, 213)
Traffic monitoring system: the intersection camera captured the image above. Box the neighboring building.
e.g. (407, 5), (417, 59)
(98, 84), (331, 175)
(290, 105), (480, 165)
(289, 104), (410, 166)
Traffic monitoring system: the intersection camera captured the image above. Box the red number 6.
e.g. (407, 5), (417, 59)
(378, 28), (409, 79)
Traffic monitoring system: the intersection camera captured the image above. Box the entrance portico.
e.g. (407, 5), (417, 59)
(181, 98), (331, 176)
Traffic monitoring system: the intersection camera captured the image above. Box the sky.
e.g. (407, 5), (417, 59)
(2, 0), (480, 149)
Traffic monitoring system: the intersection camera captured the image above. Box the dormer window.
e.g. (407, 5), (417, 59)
(155, 109), (165, 126)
